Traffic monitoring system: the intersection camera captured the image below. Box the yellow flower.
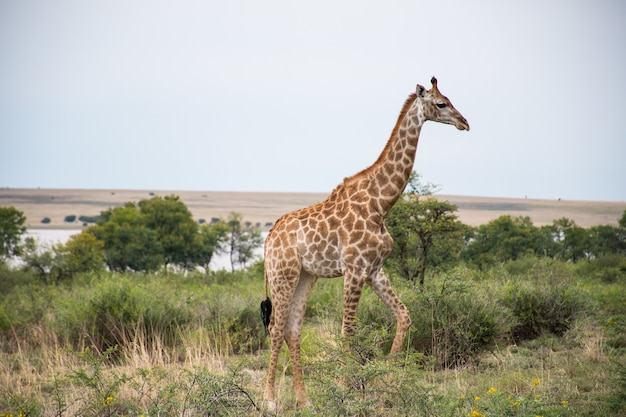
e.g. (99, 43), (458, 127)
(487, 387), (497, 395)
(105, 396), (114, 405)
(474, 396), (480, 401)
(533, 378), (539, 386)
(460, 395), (466, 399)
(561, 400), (569, 405)
(472, 411), (485, 417)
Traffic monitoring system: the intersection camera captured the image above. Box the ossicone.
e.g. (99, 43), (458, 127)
(430, 76), (438, 90)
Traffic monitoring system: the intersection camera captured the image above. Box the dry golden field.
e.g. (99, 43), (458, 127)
(1, 188), (624, 230)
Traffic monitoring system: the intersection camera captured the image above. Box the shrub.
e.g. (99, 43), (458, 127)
(409, 281), (508, 369)
(502, 279), (583, 341)
(227, 306), (267, 354)
(55, 275), (192, 353)
(576, 254), (626, 284)
(357, 273), (510, 369)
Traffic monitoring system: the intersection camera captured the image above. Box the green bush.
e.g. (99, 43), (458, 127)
(576, 254), (626, 284)
(54, 275), (193, 352)
(502, 279), (583, 341)
(409, 280), (508, 369)
(227, 306), (267, 354)
(356, 274), (509, 369)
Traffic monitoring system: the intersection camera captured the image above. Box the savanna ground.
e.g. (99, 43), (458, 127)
(1, 189), (625, 416)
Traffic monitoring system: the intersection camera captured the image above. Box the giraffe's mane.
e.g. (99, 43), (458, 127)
(344, 92), (418, 184)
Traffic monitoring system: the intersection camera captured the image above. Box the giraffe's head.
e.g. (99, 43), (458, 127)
(415, 77), (470, 131)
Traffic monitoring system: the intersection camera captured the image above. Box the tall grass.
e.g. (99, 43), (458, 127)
(0, 256), (624, 416)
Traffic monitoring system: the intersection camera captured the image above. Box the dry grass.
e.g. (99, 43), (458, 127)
(1, 188), (624, 230)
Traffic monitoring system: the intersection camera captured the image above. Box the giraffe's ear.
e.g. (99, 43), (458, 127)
(416, 84), (426, 97)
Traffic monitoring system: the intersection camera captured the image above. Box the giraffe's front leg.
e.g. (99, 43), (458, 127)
(367, 269), (411, 353)
(341, 270), (366, 338)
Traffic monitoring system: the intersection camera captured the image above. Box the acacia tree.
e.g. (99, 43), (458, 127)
(0, 206), (27, 262)
(21, 232), (104, 284)
(385, 172), (466, 285)
(224, 212), (263, 271)
(462, 215), (542, 268)
(138, 195), (200, 269)
(89, 203), (163, 272)
(196, 221), (230, 272)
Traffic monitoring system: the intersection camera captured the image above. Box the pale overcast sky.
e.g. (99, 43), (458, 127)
(1, 1), (625, 201)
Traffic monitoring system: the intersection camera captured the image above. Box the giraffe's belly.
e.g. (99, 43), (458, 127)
(297, 229), (344, 278)
(301, 255), (343, 278)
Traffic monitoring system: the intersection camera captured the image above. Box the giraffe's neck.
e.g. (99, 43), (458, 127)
(371, 105), (423, 214)
(346, 94), (424, 216)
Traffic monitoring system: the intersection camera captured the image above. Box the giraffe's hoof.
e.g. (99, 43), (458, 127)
(266, 400), (277, 412)
(296, 398), (312, 409)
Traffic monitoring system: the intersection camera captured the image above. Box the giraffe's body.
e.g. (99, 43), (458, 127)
(263, 78), (469, 409)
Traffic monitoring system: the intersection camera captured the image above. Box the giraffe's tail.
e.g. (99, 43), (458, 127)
(260, 270), (272, 335)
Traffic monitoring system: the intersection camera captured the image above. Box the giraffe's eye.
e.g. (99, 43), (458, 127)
(436, 103), (447, 109)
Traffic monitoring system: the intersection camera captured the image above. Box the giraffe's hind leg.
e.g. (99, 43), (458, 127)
(284, 271), (317, 408)
(367, 269), (411, 353)
(264, 266), (300, 410)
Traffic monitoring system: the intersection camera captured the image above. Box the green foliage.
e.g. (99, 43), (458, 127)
(196, 221), (229, 271)
(69, 276), (192, 352)
(181, 366), (264, 415)
(355, 273), (509, 369)
(502, 263), (584, 341)
(138, 195), (200, 268)
(408, 275), (509, 369)
(78, 214), (103, 224)
(576, 254), (626, 284)
(66, 346), (132, 417)
(385, 191), (466, 284)
(224, 212), (263, 271)
(89, 203), (163, 272)
(0, 259), (624, 416)
(0, 206), (26, 261)
(87, 196), (244, 272)
(464, 215), (549, 268)
(551, 217), (591, 262)
(21, 233), (104, 284)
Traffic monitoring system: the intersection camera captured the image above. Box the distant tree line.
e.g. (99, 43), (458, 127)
(1, 177), (625, 285)
(384, 173), (626, 283)
(0, 195), (263, 282)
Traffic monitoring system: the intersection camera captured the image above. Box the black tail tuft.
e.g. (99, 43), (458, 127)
(260, 298), (272, 335)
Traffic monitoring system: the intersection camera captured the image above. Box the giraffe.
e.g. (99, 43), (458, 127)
(262, 77), (469, 409)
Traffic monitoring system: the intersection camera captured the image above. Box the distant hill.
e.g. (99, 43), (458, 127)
(1, 188), (624, 230)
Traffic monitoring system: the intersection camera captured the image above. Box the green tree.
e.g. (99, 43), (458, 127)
(138, 195), (199, 269)
(588, 224), (624, 258)
(385, 172), (466, 285)
(89, 203), (163, 272)
(64, 231), (105, 275)
(196, 221), (229, 272)
(462, 215), (541, 268)
(386, 196), (465, 284)
(619, 209), (626, 254)
(21, 232), (104, 284)
(551, 217), (590, 262)
(0, 206), (27, 262)
(224, 212), (263, 271)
